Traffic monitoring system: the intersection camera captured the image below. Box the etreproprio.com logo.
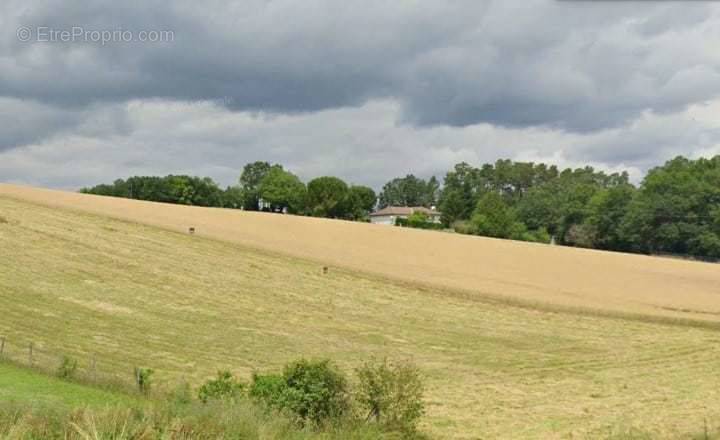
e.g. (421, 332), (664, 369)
(17, 26), (174, 45)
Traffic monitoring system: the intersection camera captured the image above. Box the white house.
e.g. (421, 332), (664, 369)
(369, 206), (442, 225)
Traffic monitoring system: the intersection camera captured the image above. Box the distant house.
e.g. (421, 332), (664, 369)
(369, 206), (442, 225)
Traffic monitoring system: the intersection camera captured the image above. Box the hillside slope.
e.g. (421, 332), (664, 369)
(2, 190), (720, 438)
(1, 183), (719, 324)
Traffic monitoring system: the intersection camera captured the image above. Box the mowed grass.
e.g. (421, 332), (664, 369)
(2, 195), (720, 438)
(0, 362), (133, 408)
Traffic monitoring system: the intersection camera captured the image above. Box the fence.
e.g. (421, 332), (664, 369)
(0, 335), (141, 393)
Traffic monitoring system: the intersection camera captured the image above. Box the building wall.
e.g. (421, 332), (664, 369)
(370, 215), (397, 225)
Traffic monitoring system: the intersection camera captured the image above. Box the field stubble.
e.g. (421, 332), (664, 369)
(1, 187), (720, 438)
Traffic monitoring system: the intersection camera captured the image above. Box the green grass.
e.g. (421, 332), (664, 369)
(0, 362), (133, 408)
(2, 196), (720, 438)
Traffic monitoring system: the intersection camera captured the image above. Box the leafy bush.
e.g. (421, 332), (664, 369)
(355, 359), (424, 434)
(250, 359), (350, 426)
(452, 220), (474, 235)
(282, 359), (350, 426)
(56, 356), (78, 380)
(396, 213), (444, 230)
(249, 372), (287, 406)
(133, 367), (154, 395)
(198, 370), (246, 403)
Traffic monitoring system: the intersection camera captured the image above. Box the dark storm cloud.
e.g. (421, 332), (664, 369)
(3, 0), (719, 133)
(3, 0), (720, 191)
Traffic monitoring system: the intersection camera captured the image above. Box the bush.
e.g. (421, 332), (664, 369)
(452, 220), (474, 235)
(56, 356), (78, 380)
(282, 359), (350, 426)
(249, 372), (287, 406)
(133, 367), (154, 395)
(355, 359), (424, 434)
(396, 213), (444, 230)
(198, 370), (246, 403)
(250, 359), (350, 426)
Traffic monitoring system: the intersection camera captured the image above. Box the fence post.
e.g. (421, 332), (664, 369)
(28, 342), (33, 365)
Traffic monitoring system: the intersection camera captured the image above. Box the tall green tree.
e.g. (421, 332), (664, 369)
(470, 192), (523, 239)
(378, 175), (438, 208)
(239, 161), (282, 210)
(583, 184), (636, 250)
(258, 168), (307, 214)
(439, 162), (479, 225)
(307, 176), (349, 218)
(345, 185), (377, 221)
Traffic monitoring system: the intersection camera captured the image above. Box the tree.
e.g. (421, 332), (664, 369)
(345, 185), (376, 221)
(355, 359), (424, 434)
(306, 176), (349, 218)
(583, 184), (636, 250)
(222, 186), (244, 209)
(621, 156), (720, 258)
(438, 162), (483, 225)
(81, 175), (225, 207)
(378, 175), (438, 208)
(470, 192), (523, 239)
(258, 168), (307, 214)
(239, 161), (282, 210)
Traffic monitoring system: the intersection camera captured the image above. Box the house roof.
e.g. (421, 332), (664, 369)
(370, 206), (441, 217)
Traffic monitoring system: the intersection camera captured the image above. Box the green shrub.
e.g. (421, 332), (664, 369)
(198, 370), (246, 403)
(282, 359), (350, 426)
(133, 367), (153, 395)
(250, 359), (350, 426)
(396, 213), (444, 230)
(56, 356), (78, 380)
(451, 220), (474, 235)
(249, 372), (287, 407)
(355, 359), (424, 434)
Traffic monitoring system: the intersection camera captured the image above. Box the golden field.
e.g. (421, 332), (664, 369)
(1, 184), (720, 438)
(2, 184), (720, 324)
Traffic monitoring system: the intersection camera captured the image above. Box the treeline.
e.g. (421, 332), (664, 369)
(433, 156), (720, 260)
(81, 162), (377, 221)
(81, 155), (720, 260)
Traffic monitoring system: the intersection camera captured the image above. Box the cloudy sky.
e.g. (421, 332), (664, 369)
(2, 0), (720, 190)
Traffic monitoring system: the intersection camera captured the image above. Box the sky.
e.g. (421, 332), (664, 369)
(2, 0), (720, 190)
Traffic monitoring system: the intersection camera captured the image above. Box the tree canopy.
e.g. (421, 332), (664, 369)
(378, 175), (439, 209)
(258, 168), (307, 214)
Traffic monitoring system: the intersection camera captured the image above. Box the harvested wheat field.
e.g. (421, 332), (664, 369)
(2, 183), (720, 324)
(2, 184), (720, 438)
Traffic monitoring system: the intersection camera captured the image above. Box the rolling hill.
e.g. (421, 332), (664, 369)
(1, 184), (720, 438)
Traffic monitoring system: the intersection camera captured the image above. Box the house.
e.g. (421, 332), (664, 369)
(369, 206), (442, 225)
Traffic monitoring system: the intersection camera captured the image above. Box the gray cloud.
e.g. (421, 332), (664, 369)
(3, 0), (720, 132)
(2, 0), (720, 189)
(2, 99), (719, 191)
